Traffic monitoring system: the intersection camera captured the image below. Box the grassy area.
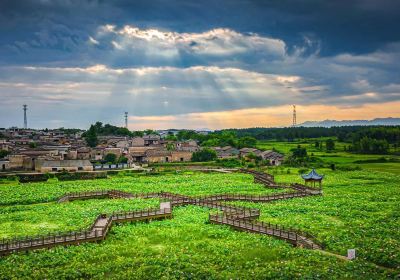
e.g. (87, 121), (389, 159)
(257, 139), (400, 174)
(0, 171), (399, 278)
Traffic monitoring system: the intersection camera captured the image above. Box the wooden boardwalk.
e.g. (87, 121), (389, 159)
(0, 207), (172, 256)
(240, 168), (322, 194)
(1, 169), (324, 256)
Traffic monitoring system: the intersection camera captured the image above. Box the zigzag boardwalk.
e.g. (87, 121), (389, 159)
(0, 207), (172, 256)
(0, 169), (324, 256)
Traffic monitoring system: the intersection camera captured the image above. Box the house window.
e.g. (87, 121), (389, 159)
(52, 168), (57, 172)
(78, 167), (83, 171)
(180, 157), (184, 162)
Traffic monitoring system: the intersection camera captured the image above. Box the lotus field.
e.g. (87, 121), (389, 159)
(0, 171), (398, 279)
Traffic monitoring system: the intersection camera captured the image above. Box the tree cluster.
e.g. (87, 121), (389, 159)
(348, 137), (389, 154)
(224, 126), (400, 143)
(191, 148), (217, 162)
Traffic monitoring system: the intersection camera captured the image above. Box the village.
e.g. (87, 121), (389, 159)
(0, 127), (284, 173)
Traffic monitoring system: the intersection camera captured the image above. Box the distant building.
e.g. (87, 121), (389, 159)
(104, 147), (122, 158)
(0, 160), (10, 171)
(145, 150), (192, 163)
(77, 147), (91, 160)
(176, 140), (199, 152)
(131, 137), (145, 147)
(35, 159), (93, 173)
(239, 148), (262, 158)
(260, 150), (284, 166)
(212, 146), (239, 159)
(143, 134), (160, 146)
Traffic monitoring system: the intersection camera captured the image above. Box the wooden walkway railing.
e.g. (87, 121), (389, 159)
(209, 213), (322, 249)
(2, 171), (325, 256)
(197, 191), (321, 203)
(0, 207), (172, 256)
(239, 168), (322, 194)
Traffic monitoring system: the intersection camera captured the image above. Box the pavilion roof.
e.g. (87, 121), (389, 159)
(301, 169), (324, 180)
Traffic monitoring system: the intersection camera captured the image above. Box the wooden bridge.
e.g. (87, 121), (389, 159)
(1, 169), (324, 256)
(0, 207), (172, 256)
(240, 168), (322, 194)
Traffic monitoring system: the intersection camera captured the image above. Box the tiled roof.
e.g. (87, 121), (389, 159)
(301, 169), (324, 180)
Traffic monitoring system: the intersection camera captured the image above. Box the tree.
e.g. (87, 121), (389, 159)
(166, 143), (176, 151)
(104, 153), (117, 164)
(246, 152), (262, 166)
(238, 136), (257, 148)
(144, 129), (158, 135)
(165, 134), (178, 141)
(29, 142), (37, 148)
(191, 148), (217, 162)
(118, 156), (128, 163)
(292, 145), (307, 158)
(132, 131), (144, 137)
(326, 139), (335, 151)
(85, 125), (98, 148)
(0, 149), (10, 158)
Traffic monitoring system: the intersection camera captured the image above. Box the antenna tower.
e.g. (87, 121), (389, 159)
(124, 112), (128, 128)
(292, 105), (297, 127)
(23, 104), (28, 129)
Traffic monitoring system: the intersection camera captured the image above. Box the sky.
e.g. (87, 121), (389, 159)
(0, 0), (400, 130)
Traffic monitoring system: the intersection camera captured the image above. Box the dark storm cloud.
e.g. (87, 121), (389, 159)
(1, 0), (400, 60)
(0, 0), (399, 128)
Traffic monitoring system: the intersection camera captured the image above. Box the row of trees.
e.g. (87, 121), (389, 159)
(347, 137), (389, 154)
(84, 122), (259, 150)
(84, 122), (157, 147)
(174, 130), (257, 149)
(227, 126), (400, 143)
(315, 139), (335, 151)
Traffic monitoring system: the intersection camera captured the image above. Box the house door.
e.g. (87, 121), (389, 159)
(165, 157), (169, 162)
(2, 164), (5, 171)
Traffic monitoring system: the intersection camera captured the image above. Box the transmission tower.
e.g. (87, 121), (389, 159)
(23, 104), (28, 129)
(124, 112), (128, 128)
(292, 105), (297, 127)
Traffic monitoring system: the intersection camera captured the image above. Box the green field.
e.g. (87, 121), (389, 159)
(0, 170), (399, 279)
(257, 139), (400, 174)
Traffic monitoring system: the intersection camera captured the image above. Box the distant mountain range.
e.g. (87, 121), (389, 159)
(298, 117), (400, 127)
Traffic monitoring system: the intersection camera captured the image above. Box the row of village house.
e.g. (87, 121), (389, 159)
(0, 131), (284, 173)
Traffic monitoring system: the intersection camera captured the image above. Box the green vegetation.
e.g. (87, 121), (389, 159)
(0, 149), (10, 159)
(348, 136), (389, 154)
(104, 153), (117, 164)
(0, 170), (399, 278)
(28, 142), (38, 149)
(326, 138), (335, 151)
(257, 138), (400, 174)
(84, 125), (98, 147)
(191, 148), (217, 162)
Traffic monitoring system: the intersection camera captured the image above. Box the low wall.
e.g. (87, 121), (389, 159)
(0, 171), (108, 183)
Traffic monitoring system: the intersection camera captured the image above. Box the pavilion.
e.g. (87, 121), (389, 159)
(301, 169), (324, 188)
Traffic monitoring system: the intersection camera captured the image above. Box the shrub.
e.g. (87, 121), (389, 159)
(104, 153), (117, 164)
(216, 158), (242, 168)
(192, 148), (217, 162)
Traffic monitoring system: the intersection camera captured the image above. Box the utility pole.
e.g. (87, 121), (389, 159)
(124, 112), (128, 129)
(292, 105), (297, 127)
(23, 104), (28, 129)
